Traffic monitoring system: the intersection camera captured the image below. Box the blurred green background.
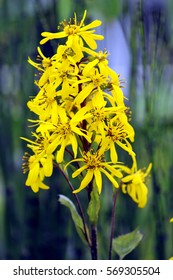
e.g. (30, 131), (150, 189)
(0, 0), (173, 260)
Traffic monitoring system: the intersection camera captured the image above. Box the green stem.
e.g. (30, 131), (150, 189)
(108, 188), (120, 260)
(54, 163), (91, 247)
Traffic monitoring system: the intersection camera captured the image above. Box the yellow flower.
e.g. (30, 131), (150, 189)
(28, 47), (53, 72)
(37, 106), (91, 163)
(73, 68), (109, 105)
(121, 162), (152, 208)
(21, 133), (55, 192)
(40, 10), (104, 50)
(22, 153), (51, 193)
(55, 44), (83, 66)
(102, 116), (135, 163)
(86, 94), (126, 139)
(82, 49), (109, 74)
(27, 85), (60, 122)
(66, 147), (123, 194)
(110, 74), (126, 106)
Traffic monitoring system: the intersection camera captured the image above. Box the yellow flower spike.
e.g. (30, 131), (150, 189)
(22, 9), (153, 206)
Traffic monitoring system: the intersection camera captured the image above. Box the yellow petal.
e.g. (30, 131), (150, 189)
(100, 168), (119, 188)
(72, 165), (87, 178)
(110, 142), (118, 163)
(145, 163), (152, 177)
(74, 83), (94, 105)
(80, 20), (102, 31)
(94, 169), (102, 194)
(122, 184), (127, 194)
(51, 101), (59, 124)
(122, 174), (135, 183)
(66, 34), (74, 47)
(116, 140), (135, 156)
(71, 105), (90, 123)
(58, 107), (68, 123)
(83, 59), (99, 76)
(39, 181), (50, 190)
(69, 134), (78, 158)
(56, 141), (66, 163)
(79, 10), (87, 27)
(26, 162), (39, 185)
(103, 163), (122, 178)
(47, 138), (60, 154)
(42, 156), (53, 177)
(30, 181), (39, 193)
(81, 34), (98, 50)
(138, 183), (148, 208)
(40, 31), (66, 44)
(73, 170), (93, 193)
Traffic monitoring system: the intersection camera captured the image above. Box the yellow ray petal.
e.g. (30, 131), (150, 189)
(80, 20), (102, 31)
(72, 165), (87, 178)
(94, 169), (102, 194)
(73, 170), (93, 193)
(100, 168), (119, 188)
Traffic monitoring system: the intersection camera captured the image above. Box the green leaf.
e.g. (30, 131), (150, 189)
(58, 194), (90, 245)
(87, 184), (100, 224)
(112, 228), (143, 259)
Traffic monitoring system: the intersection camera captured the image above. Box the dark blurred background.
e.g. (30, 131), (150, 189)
(0, 0), (173, 260)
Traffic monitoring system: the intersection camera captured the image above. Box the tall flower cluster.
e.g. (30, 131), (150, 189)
(21, 11), (151, 208)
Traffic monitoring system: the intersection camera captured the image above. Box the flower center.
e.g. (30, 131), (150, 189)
(92, 107), (105, 122)
(83, 151), (102, 169)
(97, 51), (108, 62)
(92, 73), (106, 87)
(108, 123), (127, 141)
(42, 58), (52, 69)
(58, 122), (71, 137)
(64, 24), (80, 35)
